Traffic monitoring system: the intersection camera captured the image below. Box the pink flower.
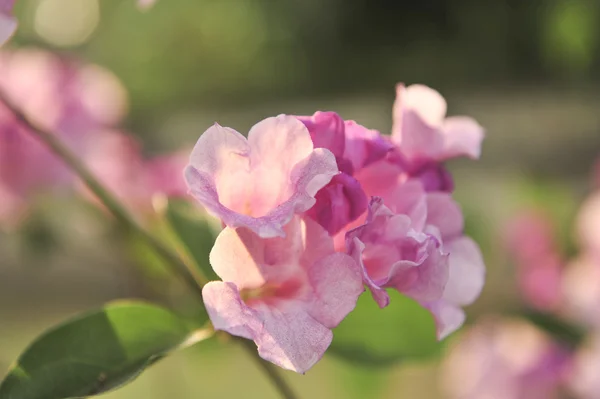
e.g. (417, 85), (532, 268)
(297, 112), (391, 234)
(0, 0), (16, 46)
(562, 255), (600, 329)
(84, 130), (189, 220)
(570, 335), (600, 399)
(442, 318), (571, 399)
(392, 84), (484, 166)
(344, 177), (484, 339)
(202, 216), (363, 373)
(185, 115), (338, 238)
(346, 197), (449, 308)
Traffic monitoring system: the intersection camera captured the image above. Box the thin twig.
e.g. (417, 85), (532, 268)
(237, 338), (298, 399)
(0, 90), (206, 297)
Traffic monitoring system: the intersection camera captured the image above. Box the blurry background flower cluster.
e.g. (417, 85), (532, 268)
(2, 0), (600, 398)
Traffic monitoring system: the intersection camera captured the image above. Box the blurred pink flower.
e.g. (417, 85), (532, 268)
(570, 335), (600, 399)
(0, 0), (16, 46)
(505, 211), (564, 312)
(298, 112), (392, 234)
(137, 0), (156, 10)
(562, 255), (600, 329)
(84, 130), (189, 219)
(0, 48), (128, 225)
(202, 216), (363, 373)
(443, 318), (571, 399)
(185, 115), (338, 238)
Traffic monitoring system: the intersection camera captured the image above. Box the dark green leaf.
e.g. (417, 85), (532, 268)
(522, 309), (586, 348)
(0, 301), (203, 399)
(165, 200), (220, 281)
(329, 291), (441, 366)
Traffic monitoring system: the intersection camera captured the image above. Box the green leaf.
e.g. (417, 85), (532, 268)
(329, 291), (441, 366)
(0, 301), (204, 399)
(165, 199), (220, 281)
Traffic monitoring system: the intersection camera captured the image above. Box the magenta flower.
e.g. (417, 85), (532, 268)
(298, 112), (391, 234)
(202, 216), (363, 373)
(0, 0), (16, 46)
(392, 84), (484, 166)
(185, 115), (338, 238)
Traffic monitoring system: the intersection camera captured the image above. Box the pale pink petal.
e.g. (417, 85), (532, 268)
(297, 111), (345, 160)
(0, 0), (16, 47)
(203, 281), (333, 373)
(393, 84), (447, 132)
(387, 238), (449, 303)
(347, 236), (390, 308)
(391, 83), (484, 164)
(441, 116), (484, 160)
(202, 281), (260, 340)
(383, 178), (428, 230)
(209, 221), (304, 289)
(426, 300), (466, 339)
(425, 192), (464, 240)
(305, 173), (367, 235)
(186, 116), (338, 238)
(353, 158), (407, 200)
(443, 237), (486, 306)
(305, 252), (364, 328)
(393, 110), (443, 161)
(252, 303), (333, 374)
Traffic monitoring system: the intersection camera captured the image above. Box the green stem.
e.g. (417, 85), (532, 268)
(1, 90), (300, 399)
(238, 338), (298, 399)
(0, 90), (206, 297)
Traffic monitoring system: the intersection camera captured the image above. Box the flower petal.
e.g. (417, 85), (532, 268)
(186, 116), (338, 238)
(253, 303), (333, 374)
(306, 252), (364, 327)
(202, 281), (260, 341)
(425, 192), (464, 240)
(297, 111), (345, 160)
(343, 120), (393, 173)
(306, 172), (368, 235)
(209, 221), (305, 289)
(443, 236), (486, 306)
(425, 300), (466, 339)
(441, 116), (484, 160)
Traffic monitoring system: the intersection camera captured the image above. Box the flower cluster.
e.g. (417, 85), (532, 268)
(0, 48), (187, 226)
(185, 84), (486, 372)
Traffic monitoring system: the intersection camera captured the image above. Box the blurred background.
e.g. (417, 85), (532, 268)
(2, 0), (600, 397)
